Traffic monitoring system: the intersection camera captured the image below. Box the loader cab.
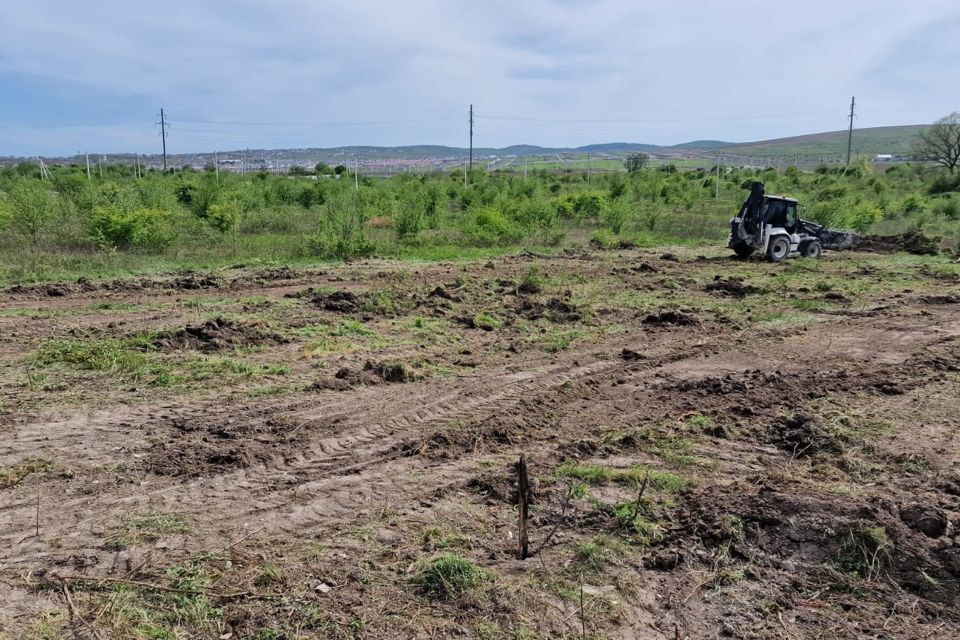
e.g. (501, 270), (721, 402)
(762, 196), (800, 233)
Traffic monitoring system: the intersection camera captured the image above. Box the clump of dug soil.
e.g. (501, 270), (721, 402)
(705, 275), (762, 298)
(642, 310), (699, 326)
(769, 412), (842, 457)
(517, 297), (581, 323)
(153, 317), (288, 352)
(310, 290), (363, 313)
(857, 231), (941, 255)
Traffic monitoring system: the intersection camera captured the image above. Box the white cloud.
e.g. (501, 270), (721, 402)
(0, 0), (957, 154)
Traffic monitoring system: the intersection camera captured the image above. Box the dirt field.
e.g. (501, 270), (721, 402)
(1, 247), (958, 639)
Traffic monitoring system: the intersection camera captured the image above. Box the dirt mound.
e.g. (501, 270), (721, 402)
(642, 310), (699, 326)
(517, 297), (581, 322)
(769, 412), (843, 457)
(144, 415), (310, 476)
(171, 273), (221, 290)
(919, 294), (960, 305)
(858, 231), (941, 255)
(310, 290), (362, 312)
(153, 317), (288, 352)
(705, 276), (762, 298)
(318, 360), (420, 390)
(668, 484), (960, 610)
(5, 282), (72, 296)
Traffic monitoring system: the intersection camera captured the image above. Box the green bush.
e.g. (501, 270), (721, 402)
(7, 179), (58, 242)
(935, 195), (960, 220)
(849, 202), (883, 232)
(600, 198), (633, 234)
(206, 202), (239, 233)
(306, 192), (374, 260)
(90, 206), (174, 252)
(900, 194), (928, 215)
(805, 199), (850, 230)
(461, 207), (524, 246)
(0, 199), (10, 231)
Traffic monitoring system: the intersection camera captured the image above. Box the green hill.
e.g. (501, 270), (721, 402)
(711, 125), (927, 158)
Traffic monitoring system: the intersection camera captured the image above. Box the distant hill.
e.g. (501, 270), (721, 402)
(7, 125), (931, 165)
(709, 125), (927, 158)
(672, 140), (738, 150)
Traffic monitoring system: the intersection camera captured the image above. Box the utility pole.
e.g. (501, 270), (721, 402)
(85, 152), (91, 180)
(468, 104), (474, 172)
(214, 151), (219, 184)
(846, 96), (855, 166)
(158, 108), (168, 170)
(354, 154), (359, 191)
(715, 154), (722, 200)
(99, 156), (104, 178)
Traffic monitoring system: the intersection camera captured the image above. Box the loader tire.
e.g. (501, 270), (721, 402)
(732, 242), (754, 259)
(801, 240), (822, 259)
(767, 236), (790, 263)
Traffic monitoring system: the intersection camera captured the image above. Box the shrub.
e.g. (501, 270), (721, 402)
(461, 207), (523, 246)
(805, 199), (850, 230)
(306, 192), (374, 260)
(206, 202), (239, 233)
(901, 194), (928, 215)
(849, 202), (883, 232)
(572, 191), (604, 219)
(90, 206), (174, 252)
(935, 195), (960, 220)
(600, 198), (633, 234)
(7, 179), (59, 242)
(0, 199), (10, 231)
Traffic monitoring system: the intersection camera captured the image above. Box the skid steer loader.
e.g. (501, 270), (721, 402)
(727, 182), (858, 262)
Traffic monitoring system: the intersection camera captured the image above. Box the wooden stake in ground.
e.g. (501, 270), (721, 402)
(517, 454), (530, 560)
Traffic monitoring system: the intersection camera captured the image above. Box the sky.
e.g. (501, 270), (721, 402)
(0, 0), (958, 157)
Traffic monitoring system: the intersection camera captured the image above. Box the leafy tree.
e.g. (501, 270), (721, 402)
(624, 153), (649, 174)
(914, 113), (960, 172)
(315, 163), (333, 175)
(334, 165), (347, 175)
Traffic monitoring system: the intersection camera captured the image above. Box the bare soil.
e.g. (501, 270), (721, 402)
(0, 248), (958, 639)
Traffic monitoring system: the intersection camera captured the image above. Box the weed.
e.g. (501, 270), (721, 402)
(683, 414), (714, 431)
(0, 458), (54, 489)
(556, 463), (688, 492)
(414, 555), (489, 600)
(613, 504), (665, 545)
(21, 611), (66, 640)
(108, 510), (190, 548)
(473, 312), (503, 331)
(33, 335), (157, 375)
(573, 535), (626, 572)
(834, 525), (892, 580)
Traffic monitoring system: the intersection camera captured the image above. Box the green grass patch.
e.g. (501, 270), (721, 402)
(414, 555), (490, 600)
(556, 463), (688, 492)
(0, 458), (55, 489)
(33, 335), (157, 375)
(107, 510), (190, 549)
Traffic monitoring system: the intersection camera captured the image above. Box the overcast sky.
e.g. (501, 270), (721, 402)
(1, 0), (958, 156)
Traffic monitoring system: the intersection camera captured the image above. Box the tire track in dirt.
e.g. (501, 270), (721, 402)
(4, 308), (957, 575)
(0, 346), (633, 567)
